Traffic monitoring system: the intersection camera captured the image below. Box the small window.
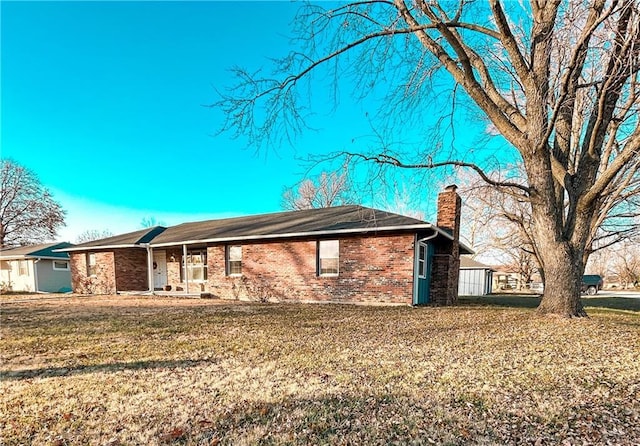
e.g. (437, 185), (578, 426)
(87, 253), (97, 277)
(53, 260), (70, 271)
(18, 260), (29, 276)
(226, 246), (242, 276)
(418, 243), (427, 278)
(318, 240), (339, 276)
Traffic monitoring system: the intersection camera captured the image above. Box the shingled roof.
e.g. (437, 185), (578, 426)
(63, 226), (167, 252)
(58, 205), (472, 253)
(460, 256), (495, 270)
(0, 242), (74, 260)
(150, 205), (431, 246)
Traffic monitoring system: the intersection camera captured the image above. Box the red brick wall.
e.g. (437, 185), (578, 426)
(70, 251), (116, 294)
(114, 248), (149, 291)
(70, 249), (148, 293)
(204, 234), (415, 305)
(162, 249), (182, 291)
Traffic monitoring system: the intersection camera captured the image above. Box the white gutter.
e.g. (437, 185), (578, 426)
(0, 255), (69, 261)
(33, 258), (40, 293)
(418, 231), (439, 244)
(149, 224), (445, 248)
(56, 244), (143, 253)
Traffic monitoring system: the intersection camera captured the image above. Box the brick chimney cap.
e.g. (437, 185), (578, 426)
(444, 184), (458, 191)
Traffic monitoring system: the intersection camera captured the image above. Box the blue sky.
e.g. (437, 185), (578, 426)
(2, 1), (509, 242)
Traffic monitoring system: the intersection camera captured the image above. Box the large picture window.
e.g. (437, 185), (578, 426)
(86, 253), (97, 277)
(318, 240), (339, 276)
(226, 246), (242, 276)
(185, 250), (207, 282)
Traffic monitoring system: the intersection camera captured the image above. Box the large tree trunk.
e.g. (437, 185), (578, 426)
(537, 245), (587, 317)
(524, 152), (590, 318)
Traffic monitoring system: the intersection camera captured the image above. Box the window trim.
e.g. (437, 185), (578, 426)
(226, 245), (242, 276)
(53, 260), (70, 271)
(86, 252), (97, 277)
(183, 249), (208, 282)
(417, 242), (427, 279)
(317, 240), (339, 277)
(18, 260), (29, 276)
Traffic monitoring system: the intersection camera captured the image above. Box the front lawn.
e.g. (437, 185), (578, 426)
(1, 296), (639, 445)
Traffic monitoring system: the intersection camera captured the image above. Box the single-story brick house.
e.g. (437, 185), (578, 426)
(60, 186), (471, 305)
(0, 242), (74, 293)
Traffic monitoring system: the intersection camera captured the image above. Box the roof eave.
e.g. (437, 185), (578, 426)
(460, 266), (495, 271)
(459, 242), (475, 255)
(0, 254), (28, 260)
(54, 244), (144, 253)
(51, 223), (475, 254)
(0, 255), (69, 261)
(427, 227), (475, 255)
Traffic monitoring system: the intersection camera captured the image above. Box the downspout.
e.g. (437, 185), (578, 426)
(33, 259), (40, 293)
(418, 231), (439, 244)
(183, 244), (189, 294)
(143, 244), (154, 294)
(413, 230), (439, 305)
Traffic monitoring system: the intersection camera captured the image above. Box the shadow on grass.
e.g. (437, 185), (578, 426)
(459, 295), (640, 312)
(0, 358), (212, 381)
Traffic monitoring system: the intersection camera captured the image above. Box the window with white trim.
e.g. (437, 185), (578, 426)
(318, 240), (339, 276)
(418, 243), (427, 278)
(86, 253), (97, 277)
(18, 260), (29, 276)
(184, 250), (207, 282)
(53, 260), (70, 271)
(226, 246), (242, 276)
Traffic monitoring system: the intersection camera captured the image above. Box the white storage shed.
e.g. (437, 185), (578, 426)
(458, 256), (494, 296)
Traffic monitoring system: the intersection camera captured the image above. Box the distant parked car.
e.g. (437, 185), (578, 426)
(581, 275), (604, 295)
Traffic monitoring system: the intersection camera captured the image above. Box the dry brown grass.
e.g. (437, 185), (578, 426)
(1, 295), (639, 445)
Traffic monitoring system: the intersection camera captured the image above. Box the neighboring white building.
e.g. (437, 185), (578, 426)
(0, 242), (73, 293)
(458, 256), (495, 296)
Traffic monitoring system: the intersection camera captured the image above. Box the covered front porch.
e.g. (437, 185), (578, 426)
(145, 244), (210, 295)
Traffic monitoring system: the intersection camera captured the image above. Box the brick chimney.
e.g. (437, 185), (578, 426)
(430, 185), (462, 305)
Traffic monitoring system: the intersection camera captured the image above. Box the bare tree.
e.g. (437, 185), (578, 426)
(609, 240), (640, 288)
(458, 173), (541, 286)
(584, 249), (611, 280)
(282, 169), (354, 210)
(218, 1), (640, 317)
(75, 229), (114, 244)
(0, 159), (65, 248)
(140, 216), (166, 228)
(459, 163), (639, 284)
(378, 182), (426, 219)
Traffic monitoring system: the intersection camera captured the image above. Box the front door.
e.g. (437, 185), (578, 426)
(153, 250), (167, 290)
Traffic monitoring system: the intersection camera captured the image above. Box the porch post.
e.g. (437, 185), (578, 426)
(145, 245), (154, 294)
(183, 244), (189, 294)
